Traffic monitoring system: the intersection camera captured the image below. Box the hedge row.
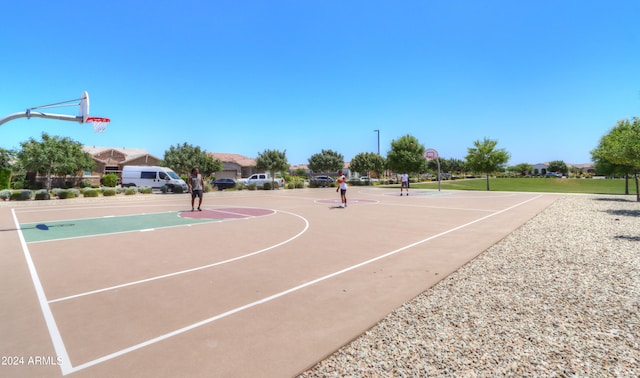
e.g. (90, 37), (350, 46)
(0, 186), (157, 201)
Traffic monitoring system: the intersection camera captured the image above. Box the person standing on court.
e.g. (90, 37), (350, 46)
(336, 170), (348, 207)
(400, 172), (409, 196)
(189, 167), (205, 211)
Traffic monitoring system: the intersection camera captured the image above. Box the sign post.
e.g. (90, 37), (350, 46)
(424, 148), (441, 191)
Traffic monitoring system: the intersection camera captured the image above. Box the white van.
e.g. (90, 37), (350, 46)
(121, 166), (188, 192)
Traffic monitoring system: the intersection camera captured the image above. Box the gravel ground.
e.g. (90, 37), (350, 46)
(298, 195), (640, 377)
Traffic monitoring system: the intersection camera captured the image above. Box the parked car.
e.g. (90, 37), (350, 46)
(310, 175), (334, 187)
(243, 173), (285, 189)
(211, 178), (237, 190)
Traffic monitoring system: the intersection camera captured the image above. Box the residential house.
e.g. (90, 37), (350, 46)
(531, 162), (595, 176)
(209, 153), (257, 179)
(82, 146), (161, 184)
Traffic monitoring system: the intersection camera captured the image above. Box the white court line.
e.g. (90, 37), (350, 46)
(25, 218), (222, 245)
(11, 209), (73, 376)
(18, 210), (178, 226)
(63, 194), (544, 375)
(48, 210), (308, 303)
(207, 208), (275, 217)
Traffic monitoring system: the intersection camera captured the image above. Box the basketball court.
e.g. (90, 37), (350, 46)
(0, 188), (560, 377)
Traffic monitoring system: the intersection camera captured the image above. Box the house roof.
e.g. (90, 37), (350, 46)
(209, 152), (256, 167)
(83, 146), (161, 164)
(83, 146), (149, 156)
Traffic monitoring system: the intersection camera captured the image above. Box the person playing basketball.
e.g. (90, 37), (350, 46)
(336, 171), (348, 208)
(400, 172), (409, 196)
(189, 167), (205, 211)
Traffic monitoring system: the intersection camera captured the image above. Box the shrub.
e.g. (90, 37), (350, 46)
(262, 182), (272, 190)
(68, 188), (80, 197)
(83, 188), (100, 197)
(247, 183), (257, 191)
(80, 180), (93, 188)
(35, 189), (50, 200)
(0, 189), (11, 200)
(138, 186), (153, 194)
(289, 177), (305, 189)
(56, 190), (71, 199)
(125, 188), (137, 195)
(10, 190), (33, 201)
(10, 174), (25, 190)
(103, 188), (117, 196)
(101, 173), (119, 187)
(236, 182), (246, 190)
(0, 168), (11, 190)
(172, 185), (184, 194)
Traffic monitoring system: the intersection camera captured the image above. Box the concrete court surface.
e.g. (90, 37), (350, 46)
(0, 187), (560, 377)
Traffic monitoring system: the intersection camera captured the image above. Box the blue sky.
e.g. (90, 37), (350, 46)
(2, 0), (639, 166)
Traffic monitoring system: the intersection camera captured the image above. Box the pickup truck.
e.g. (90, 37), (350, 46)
(243, 173), (285, 189)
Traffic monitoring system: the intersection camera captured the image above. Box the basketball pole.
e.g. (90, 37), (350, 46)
(0, 111), (83, 126)
(0, 92), (88, 127)
(424, 148), (441, 191)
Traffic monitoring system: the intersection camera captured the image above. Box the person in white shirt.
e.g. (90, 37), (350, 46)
(188, 167), (205, 211)
(400, 173), (409, 196)
(336, 171), (348, 207)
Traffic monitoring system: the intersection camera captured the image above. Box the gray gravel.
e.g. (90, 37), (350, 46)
(298, 195), (640, 377)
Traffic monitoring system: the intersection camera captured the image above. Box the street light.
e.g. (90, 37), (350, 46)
(373, 129), (380, 155)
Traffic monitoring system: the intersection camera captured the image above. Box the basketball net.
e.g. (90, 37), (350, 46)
(86, 117), (110, 133)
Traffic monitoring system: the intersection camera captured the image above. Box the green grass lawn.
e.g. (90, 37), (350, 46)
(403, 177), (639, 195)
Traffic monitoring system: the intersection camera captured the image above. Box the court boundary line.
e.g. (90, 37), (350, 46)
(13, 208), (309, 375)
(11, 208), (73, 375)
(58, 194), (543, 375)
(48, 210), (309, 303)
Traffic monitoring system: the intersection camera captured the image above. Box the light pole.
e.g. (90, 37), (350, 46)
(373, 129), (380, 155)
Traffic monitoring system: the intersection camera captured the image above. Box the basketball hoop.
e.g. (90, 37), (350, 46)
(424, 148), (439, 160)
(86, 117), (110, 133)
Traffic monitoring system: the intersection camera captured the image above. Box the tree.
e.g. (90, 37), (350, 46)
(386, 134), (425, 175)
(508, 163), (533, 176)
(256, 149), (289, 189)
(349, 152), (385, 179)
(17, 132), (95, 190)
(0, 147), (14, 169)
(307, 149), (344, 174)
(0, 148), (14, 189)
(465, 138), (510, 191)
(591, 117), (640, 201)
(594, 158), (632, 194)
(162, 142), (222, 176)
(547, 160), (568, 175)
(429, 157), (466, 177)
